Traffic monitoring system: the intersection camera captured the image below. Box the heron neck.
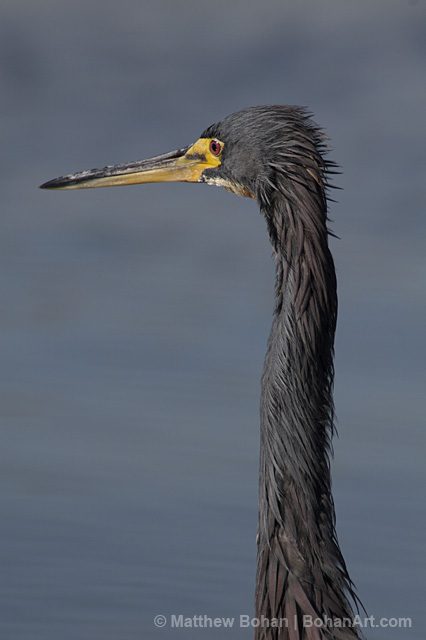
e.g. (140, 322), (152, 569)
(254, 151), (359, 637)
(258, 193), (338, 557)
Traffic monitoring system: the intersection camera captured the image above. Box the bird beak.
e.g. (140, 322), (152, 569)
(40, 138), (221, 190)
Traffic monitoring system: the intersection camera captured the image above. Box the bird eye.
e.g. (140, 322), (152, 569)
(209, 139), (222, 156)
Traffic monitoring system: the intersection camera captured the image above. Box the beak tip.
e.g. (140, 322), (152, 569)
(40, 176), (82, 190)
(40, 178), (63, 190)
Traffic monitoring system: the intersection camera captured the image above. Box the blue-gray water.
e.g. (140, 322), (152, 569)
(1, 2), (425, 639)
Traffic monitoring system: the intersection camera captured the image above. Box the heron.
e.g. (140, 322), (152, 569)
(41, 105), (362, 639)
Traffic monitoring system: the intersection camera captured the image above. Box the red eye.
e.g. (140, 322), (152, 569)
(209, 139), (222, 156)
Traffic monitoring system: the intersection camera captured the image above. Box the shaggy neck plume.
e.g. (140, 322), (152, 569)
(254, 167), (359, 640)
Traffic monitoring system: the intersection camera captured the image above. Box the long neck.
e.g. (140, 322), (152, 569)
(259, 230), (337, 554)
(255, 180), (359, 639)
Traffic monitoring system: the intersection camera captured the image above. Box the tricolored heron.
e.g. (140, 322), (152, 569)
(41, 105), (362, 639)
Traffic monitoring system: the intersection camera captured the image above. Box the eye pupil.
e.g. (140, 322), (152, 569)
(210, 140), (221, 156)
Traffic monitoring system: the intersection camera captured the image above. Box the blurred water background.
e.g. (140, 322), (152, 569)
(1, 1), (425, 639)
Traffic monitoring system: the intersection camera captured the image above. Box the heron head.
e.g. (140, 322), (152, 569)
(40, 105), (328, 208)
